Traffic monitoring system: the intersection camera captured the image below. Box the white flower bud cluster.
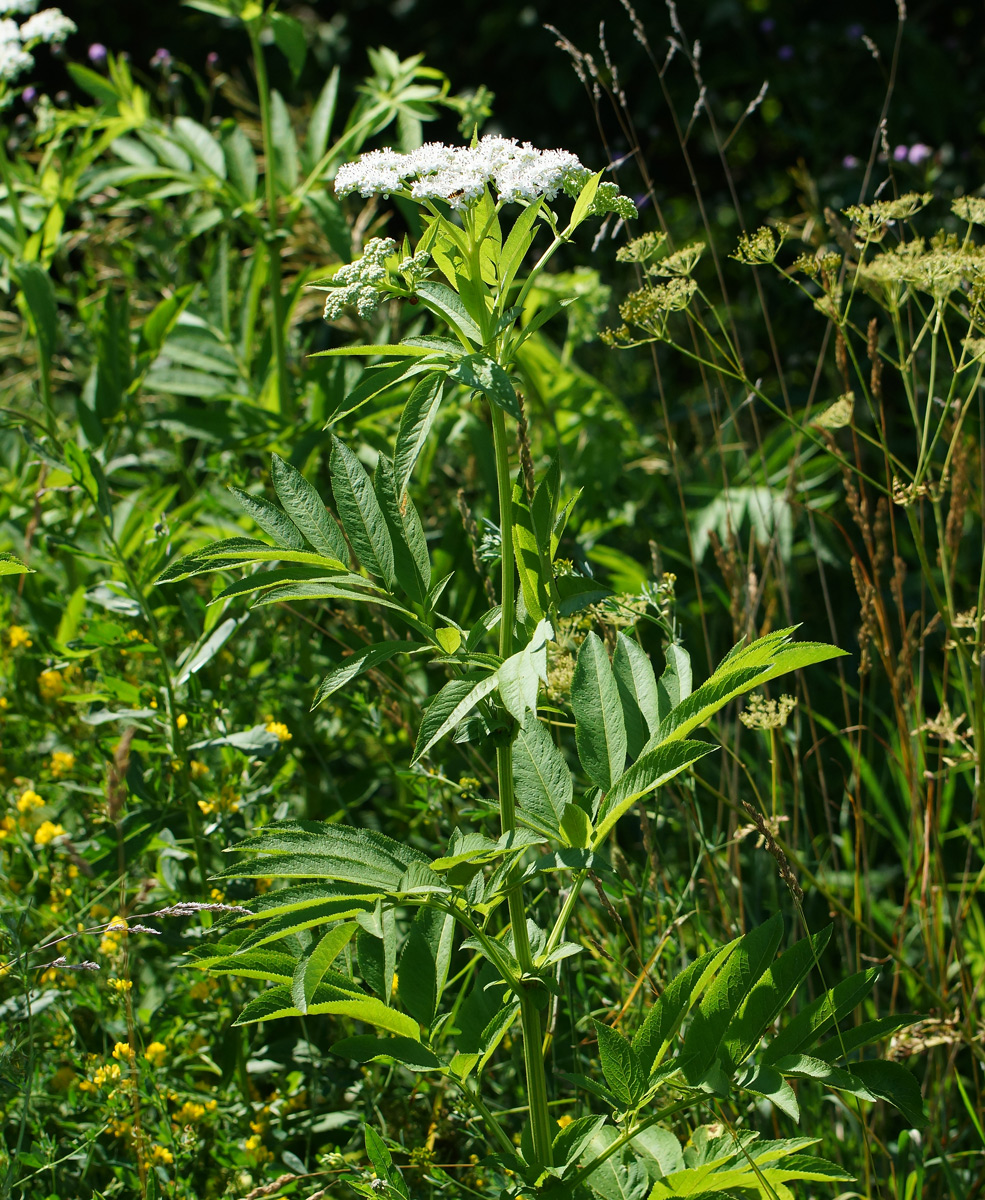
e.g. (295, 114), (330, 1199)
(397, 248), (432, 287)
(0, 2), (73, 84)
(322, 237), (398, 321)
(334, 136), (636, 219)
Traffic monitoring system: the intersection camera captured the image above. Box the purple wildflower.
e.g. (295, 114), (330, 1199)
(88, 42), (107, 64)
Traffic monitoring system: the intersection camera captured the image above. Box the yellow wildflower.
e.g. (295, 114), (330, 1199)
(78, 1079), (97, 1094)
(176, 713), (188, 731)
(188, 978), (216, 1001)
(68, 863), (78, 878)
(145, 1041), (167, 1067)
(0, 814), (15, 840)
(108, 978), (132, 993)
(107, 915), (128, 932)
(17, 789), (44, 813)
(92, 1062), (122, 1087)
(40, 967), (59, 985)
(49, 750), (75, 777)
(38, 670), (65, 701)
(112, 1041), (135, 1062)
(556, 1114), (574, 1129)
(174, 1099), (206, 1124)
(189, 760), (209, 780)
(150, 1145), (174, 1165)
(51, 1066), (76, 1091)
(8, 625), (32, 649)
(34, 821), (66, 846)
(209, 887), (225, 903)
(264, 720), (292, 742)
(0, 696), (8, 708)
(197, 798), (217, 816)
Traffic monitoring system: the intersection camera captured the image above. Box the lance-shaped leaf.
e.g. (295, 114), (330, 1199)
(0, 552), (33, 577)
(655, 643), (692, 724)
(270, 453), (349, 563)
(512, 717), (573, 841)
(329, 438), (395, 588)
(592, 739), (716, 847)
(227, 485), (306, 551)
(612, 633), (660, 758)
(412, 676), (500, 763)
(572, 632), (627, 792)
(499, 197), (544, 292)
(394, 372), (444, 496)
(292, 922), (359, 1013)
(680, 912), (785, 1085)
(201, 947), (297, 984)
(397, 907), (455, 1028)
(234, 983), (420, 1038)
(216, 821), (431, 892)
(512, 481), (551, 622)
(157, 537), (348, 583)
(497, 617), (551, 724)
(721, 925), (833, 1071)
(415, 279), (482, 343)
(633, 944), (737, 1074)
(311, 641), (424, 710)
(763, 968), (879, 1065)
(374, 454), (430, 605)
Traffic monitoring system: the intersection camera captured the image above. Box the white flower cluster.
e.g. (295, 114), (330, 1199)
(20, 7), (74, 42)
(0, 2), (73, 85)
(322, 237), (398, 321)
(334, 135), (636, 217)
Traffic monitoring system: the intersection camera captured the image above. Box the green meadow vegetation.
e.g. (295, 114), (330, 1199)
(1, 2), (983, 1199)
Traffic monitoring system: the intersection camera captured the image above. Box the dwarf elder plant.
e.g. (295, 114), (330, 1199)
(160, 138), (926, 1198)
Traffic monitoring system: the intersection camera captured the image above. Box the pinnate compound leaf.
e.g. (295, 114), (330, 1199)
(512, 718), (573, 840)
(292, 922), (359, 1013)
(311, 641), (423, 710)
(329, 439), (395, 588)
(270, 454), (349, 563)
(572, 632), (627, 792)
(680, 913), (784, 1085)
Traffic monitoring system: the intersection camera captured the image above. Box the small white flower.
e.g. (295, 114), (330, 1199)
(0, 38), (32, 80)
(0, 0), (37, 14)
(0, 16), (20, 42)
(19, 7), (75, 43)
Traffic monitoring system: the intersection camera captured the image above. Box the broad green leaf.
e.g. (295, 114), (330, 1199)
(394, 372), (444, 496)
(612, 633), (660, 758)
(209, 566), (367, 605)
(228, 485), (306, 550)
(593, 740), (716, 847)
(512, 718), (573, 840)
(680, 913), (784, 1085)
(738, 1063), (800, 1121)
(656, 642), (692, 724)
(582, 1126), (650, 1200)
(593, 1020), (645, 1107)
(269, 90), (299, 191)
(450, 354), (519, 419)
(633, 944), (737, 1074)
(330, 439), (395, 588)
(721, 926), (833, 1071)
(156, 537), (348, 582)
(512, 481), (550, 621)
(572, 632), (627, 792)
(292, 922), (359, 1013)
(307, 68), (339, 161)
(250, 582), (415, 622)
(311, 641), (423, 709)
(270, 454), (349, 563)
(497, 618), (551, 724)
(763, 969), (879, 1065)
(222, 123), (257, 200)
(233, 984), (419, 1038)
(398, 907), (455, 1028)
(331, 1035), (440, 1071)
(415, 279), (482, 343)
(311, 342), (446, 358)
(239, 897), (379, 949)
(175, 615), (244, 685)
(356, 904), (396, 1003)
(0, 552), (32, 577)
(173, 116), (226, 178)
(412, 675), (500, 763)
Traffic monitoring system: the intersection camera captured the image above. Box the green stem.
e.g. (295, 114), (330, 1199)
(247, 19), (292, 418)
(490, 400), (553, 1168)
